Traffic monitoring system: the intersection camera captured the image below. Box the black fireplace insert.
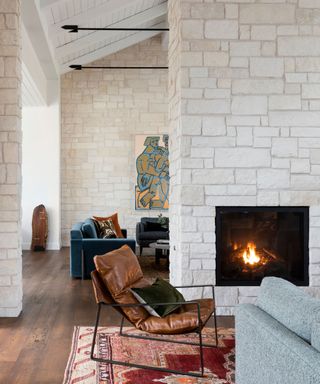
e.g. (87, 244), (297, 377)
(216, 206), (309, 286)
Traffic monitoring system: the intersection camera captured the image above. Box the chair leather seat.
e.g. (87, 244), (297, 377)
(138, 298), (214, 334)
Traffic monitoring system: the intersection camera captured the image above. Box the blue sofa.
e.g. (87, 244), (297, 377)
(236, 277), (320, 384)
(70, 219), (136, 279)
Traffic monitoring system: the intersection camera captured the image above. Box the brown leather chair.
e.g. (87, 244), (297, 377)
(90, 244), (218, 378)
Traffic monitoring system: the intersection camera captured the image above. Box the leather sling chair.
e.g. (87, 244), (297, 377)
(90, 245), (219, 378)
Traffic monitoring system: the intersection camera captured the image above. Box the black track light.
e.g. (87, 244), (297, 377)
(62, 24), (169, 32)
(69, 65), (168, 70)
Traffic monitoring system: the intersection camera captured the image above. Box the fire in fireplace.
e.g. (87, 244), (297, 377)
(216, 207), (309, 286)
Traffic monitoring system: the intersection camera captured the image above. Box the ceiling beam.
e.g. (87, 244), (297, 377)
(39, 0), (65, 8)
(22, 0), (59, 80)
(48, 0), (144, 37)
(56, 3), (168, 60)
(22, 63), (47, 107)
(60, 23), (167, 74)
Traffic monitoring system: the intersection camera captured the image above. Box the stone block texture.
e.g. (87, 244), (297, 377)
(61, 37), (168, 245)
(0, 0), (22, 317)
(168, 0), (320, 315)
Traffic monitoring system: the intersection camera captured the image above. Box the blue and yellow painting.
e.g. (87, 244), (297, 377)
(135, 134), (169, 210)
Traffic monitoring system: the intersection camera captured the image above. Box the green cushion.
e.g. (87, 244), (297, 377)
(131, 278), (185, 318)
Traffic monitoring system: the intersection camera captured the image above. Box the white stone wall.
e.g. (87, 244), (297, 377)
(0, 0), (22, 317)
(168, 0), (320, 314)
(61, 37), (168, 245)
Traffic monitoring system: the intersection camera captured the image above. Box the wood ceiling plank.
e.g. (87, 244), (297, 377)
(56, 3), (167, 60)
(48, 0), (142, 36)
(39, 0), (66, 8)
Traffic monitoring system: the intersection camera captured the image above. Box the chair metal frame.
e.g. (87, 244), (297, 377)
(90, 284), (218, 378)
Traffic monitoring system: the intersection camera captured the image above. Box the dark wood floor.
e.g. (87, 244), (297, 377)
(0, 248), (234, 384)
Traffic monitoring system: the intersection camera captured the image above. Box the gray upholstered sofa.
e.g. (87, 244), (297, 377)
(236, 277), (320, 384)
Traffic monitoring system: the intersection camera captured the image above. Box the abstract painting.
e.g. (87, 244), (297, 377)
(135, 134), (169, 210)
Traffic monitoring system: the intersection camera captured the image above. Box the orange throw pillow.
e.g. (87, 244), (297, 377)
(92, 213), (124, 238)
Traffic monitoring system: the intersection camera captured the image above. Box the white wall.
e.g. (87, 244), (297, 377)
(22, 86), (61, 250)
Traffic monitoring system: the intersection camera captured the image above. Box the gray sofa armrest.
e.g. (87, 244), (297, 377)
(236, 304), (320, 384)
(257, 277), (320, 342)
(136, 222), (145, 243)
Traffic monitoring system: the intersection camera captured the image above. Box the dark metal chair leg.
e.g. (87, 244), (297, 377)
(198, 329), (204, 377)
(140, 246), (143, 256)
(90, 303), (102, 360)
(119, 316), (125, 336)
(91, 305), (205, 377)
(213, 308), (219, 347)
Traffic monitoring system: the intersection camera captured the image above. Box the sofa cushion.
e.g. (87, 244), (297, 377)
(93, 213), (124, 238)
(144, 221), (167, 232)
(139, 231), (169, 241)
(141, 217), (158, 224)
(94, 245), (149, 325)
(311, 321), (320, 352)
(81, 219), (98, 238)
(257, 277), (320, 342)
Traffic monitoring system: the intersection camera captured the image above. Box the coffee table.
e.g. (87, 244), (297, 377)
(149, 241), (170, 268)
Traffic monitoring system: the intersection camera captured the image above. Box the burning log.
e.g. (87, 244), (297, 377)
(262, 248), (278, 261)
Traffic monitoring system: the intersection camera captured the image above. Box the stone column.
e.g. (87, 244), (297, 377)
(169, 0), (215, 295)
(0, 0), (22, 317)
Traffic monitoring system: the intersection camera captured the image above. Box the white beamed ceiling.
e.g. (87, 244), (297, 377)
(38, 0), (168, 74)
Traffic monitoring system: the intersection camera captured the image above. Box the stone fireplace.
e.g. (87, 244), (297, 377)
(168, 0), (320, 315)
(216, 206), (309, 286)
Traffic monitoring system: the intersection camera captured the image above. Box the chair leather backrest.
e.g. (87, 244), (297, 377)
(94, 245), (149, 326)
(91, 270), (127, 317)
(94, 245), (143, 296)
(91, 270), (114, 304)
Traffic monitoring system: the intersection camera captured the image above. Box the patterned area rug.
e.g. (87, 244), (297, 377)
(63, 326), (235, 384)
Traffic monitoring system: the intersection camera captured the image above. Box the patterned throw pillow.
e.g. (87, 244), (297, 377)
(94, 219), (117, 239)
(92, 213), (124, 238)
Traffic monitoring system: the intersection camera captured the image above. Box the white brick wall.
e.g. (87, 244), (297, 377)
(61, 37), (168, 245)
(168, 0), (320, 315)
(0, 0), (22, 317)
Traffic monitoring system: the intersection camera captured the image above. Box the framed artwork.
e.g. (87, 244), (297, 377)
(135, 134), (169, 210)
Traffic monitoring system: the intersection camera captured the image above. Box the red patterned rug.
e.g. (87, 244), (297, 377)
(63, 326), (235, 384)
